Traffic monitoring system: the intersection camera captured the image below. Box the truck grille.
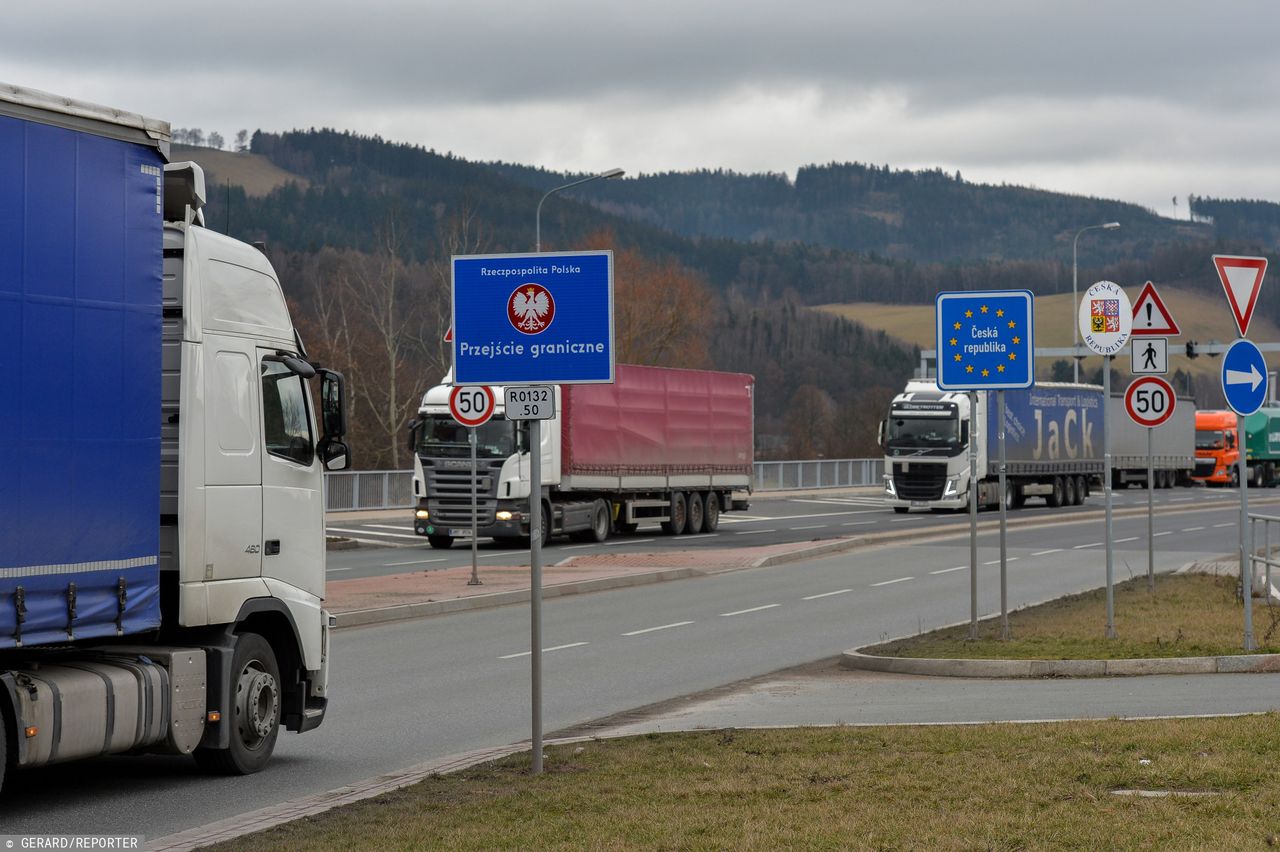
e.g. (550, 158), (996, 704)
(423, 464), (501, 526)
(1193, 458), (1217, 478)
(892, 462), (946, 500)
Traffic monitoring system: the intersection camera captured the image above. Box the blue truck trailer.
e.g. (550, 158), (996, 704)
(882, 380), (1105, 511)
(0, 83), (350, 790)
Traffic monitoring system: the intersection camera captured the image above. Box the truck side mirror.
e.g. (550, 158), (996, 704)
(961, 422), (969, 443)
(318, 438), (350, 472)
(877, 420), (886, 449)
(407, 417), (422, 453)
(318, 369), (347, 439)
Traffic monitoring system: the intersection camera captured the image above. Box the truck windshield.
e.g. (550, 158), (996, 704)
(1196, 430), (1226, 450)
(887, 415), (960, 447)
(417, 414), (517, 460)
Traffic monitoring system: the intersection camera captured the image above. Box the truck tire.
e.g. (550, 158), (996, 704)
(586, 500), (610, 542)
(194, 632), (281, 776)
(703, 492), (721, 532)
(1231, 467), (1240, 488)
(662, 492), (688, 535)
(1073, 475), (1087, 505)
(893, 506), (909, 514)
(1047, 476), (1064, 508)
(1063, 475), (1077, 506)
(686, 491), (705, 534)
(428, 535), (454, 549)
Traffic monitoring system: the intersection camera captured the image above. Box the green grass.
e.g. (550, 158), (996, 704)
(214, 718), (1280, 850)
(866, 573), (1280, 660)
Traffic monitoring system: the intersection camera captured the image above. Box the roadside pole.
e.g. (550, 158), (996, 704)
(1104, 361), (1116, 638)
(998, 389), (1009, 639)
(969, 390), (978, 640)
(468, 427), (481, 586)
(530, 418), (543, 773)
(1240, 444), (1254, 650)
(1152, 424), (1162, 591)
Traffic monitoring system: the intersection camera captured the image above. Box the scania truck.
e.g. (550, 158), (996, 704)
(409, 364), (754, 545)
(0, 84), (349, 789)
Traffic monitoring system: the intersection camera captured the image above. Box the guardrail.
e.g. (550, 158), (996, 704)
(325, 458), (885, 512)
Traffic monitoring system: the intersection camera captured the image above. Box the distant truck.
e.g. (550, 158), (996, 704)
(1106, 394), (1196, 488)
(1193, 408), (1280, 487)
(0, 84), (350, 790)
(409, 365), (754, 545)
(881, 381), (1103, 511)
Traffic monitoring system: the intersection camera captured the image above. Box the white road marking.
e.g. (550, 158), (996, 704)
(1114, 537), (1139, 544)
(842, 521), (876, 527)
(891, 516), (925, 522)
(1182, 526), (1205, 532)
(681, 533), (719, 540)
(622, 621), (695, 636)
(367, 524), (415, 531)
(802, 589), (853, 600)
(1073, 542), (1103, 549)
(326, 566), (355, 572)
(499, 642), (588, 660)
(720, 604), (781, 617)
(984, 558), (1019, 564)
(605, 538), (655, 546)
(1031, 549), (1063, 556)
(1215, 523), (1235, 528)
(871, 576), (914, 587)
(327, 527), (422, 540)
(1169, 498), (1194, 502)
(792, 524), (827, 530)
(734, 529), (776, 535)
(1153, 531), (1173, 537)
(930, 566), (966, 575)
(385, 558), (447, 566)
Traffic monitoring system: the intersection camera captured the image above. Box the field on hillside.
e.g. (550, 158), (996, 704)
(172, 144), (307, 197)
(816, 286), (1280, 382)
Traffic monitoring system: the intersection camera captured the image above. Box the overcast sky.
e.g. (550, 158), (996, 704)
(3, 1), (1275, 217)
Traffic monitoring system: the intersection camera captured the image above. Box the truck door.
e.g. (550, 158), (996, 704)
(258, 352), (324, 599)
(204, 342), (263, 580)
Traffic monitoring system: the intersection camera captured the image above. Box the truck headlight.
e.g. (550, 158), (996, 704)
(496, 511), (513, 521)
(416, 509), (429, 520)
(943, 477), (959, 497)
(884, 476), (897, 498)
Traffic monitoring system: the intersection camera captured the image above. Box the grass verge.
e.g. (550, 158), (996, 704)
(866, 572), (1280, 660)
(212, 717), (1280, 850)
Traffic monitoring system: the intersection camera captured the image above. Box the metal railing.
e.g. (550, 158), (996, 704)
(1249, 513), (1280, 600)
(324, 458), (885, 512)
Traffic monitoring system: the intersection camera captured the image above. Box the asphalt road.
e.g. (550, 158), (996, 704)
(323, 484), (1267, 580)
(6, 490), (1271, 840)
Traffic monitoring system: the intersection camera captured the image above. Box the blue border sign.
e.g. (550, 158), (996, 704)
(452, 251), (614, 385)
(935, 290), (1035, 390)
(1221, 338), (1268, 416)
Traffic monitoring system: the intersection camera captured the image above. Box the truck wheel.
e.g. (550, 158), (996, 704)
(1063, 475), (1077, 506)
(1073, 475), (1087, 505)
(586, 500), (610, 542)
(428, 535), (454, 549)
(1047, 476), (1064, 508)
(893, 506), (909, 514)
(703, 492), (721, 532)
(539, 503), (551, 547)
(662, 492), (688, 535)
(194, 632), (281, 776)
(1231, 467), (1240, 488)
(686, 492), (705, 534)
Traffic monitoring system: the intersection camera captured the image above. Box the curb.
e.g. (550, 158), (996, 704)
(840, 648), (1280, 678)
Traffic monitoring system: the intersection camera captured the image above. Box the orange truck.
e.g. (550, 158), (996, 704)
(1192, 408), (1280, 487)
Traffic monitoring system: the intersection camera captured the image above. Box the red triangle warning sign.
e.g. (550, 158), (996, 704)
(1213, 254), (1267, 337)
(1130, 281), (1180, 336)
(443, 326), (453, 343)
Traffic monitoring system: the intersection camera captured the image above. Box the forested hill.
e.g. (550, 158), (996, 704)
(490, 161), (1209, 264)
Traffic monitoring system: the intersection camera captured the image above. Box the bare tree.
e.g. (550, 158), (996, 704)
(235, 129), (249, 152)
(207, 131), (225, 150)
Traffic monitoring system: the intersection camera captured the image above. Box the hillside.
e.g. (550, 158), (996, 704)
(172, 144), (307, 197)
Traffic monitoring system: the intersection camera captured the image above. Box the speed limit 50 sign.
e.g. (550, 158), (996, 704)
(1124, 376), (1176, 428)
(449, 385), (496, 427)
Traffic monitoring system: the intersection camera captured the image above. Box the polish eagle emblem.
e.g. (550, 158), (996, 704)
(508, 283), (555, 334)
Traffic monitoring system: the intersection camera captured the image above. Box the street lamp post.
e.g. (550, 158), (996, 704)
(1072, 222), (1121, 382)
(528, 165), (622, 776)
(535, 167), (625, 252)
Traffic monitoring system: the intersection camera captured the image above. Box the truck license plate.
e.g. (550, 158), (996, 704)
(910, 501), (928, 508)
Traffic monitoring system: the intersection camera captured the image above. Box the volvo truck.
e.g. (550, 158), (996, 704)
(410, 364), (753, 545)
(0, 84), (349, 790)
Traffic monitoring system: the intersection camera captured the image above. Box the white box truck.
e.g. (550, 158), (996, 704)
(0, 84), (350, 789)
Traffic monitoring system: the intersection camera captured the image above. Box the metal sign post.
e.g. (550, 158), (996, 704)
(468, 427), (481, 586)
(1147, 427), (1154, 593)
(1221, 338), (1267, 651)
(1125, 375), (1176, 596)
(529, 418), (543, 773)
(1078, 281), (1132, 640)
(935, 290), (1034, 643)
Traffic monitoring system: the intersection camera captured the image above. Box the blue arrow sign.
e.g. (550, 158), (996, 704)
(452, 251), (614, 385)
(1222, 338), (1269, 416)
(935, 290), (1035, 390)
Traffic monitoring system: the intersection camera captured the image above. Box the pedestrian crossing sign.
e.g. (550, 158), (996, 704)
(1130, 337), (1168, 375)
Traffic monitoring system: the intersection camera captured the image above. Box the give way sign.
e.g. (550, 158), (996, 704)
(1214, 255), (1267, 337)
